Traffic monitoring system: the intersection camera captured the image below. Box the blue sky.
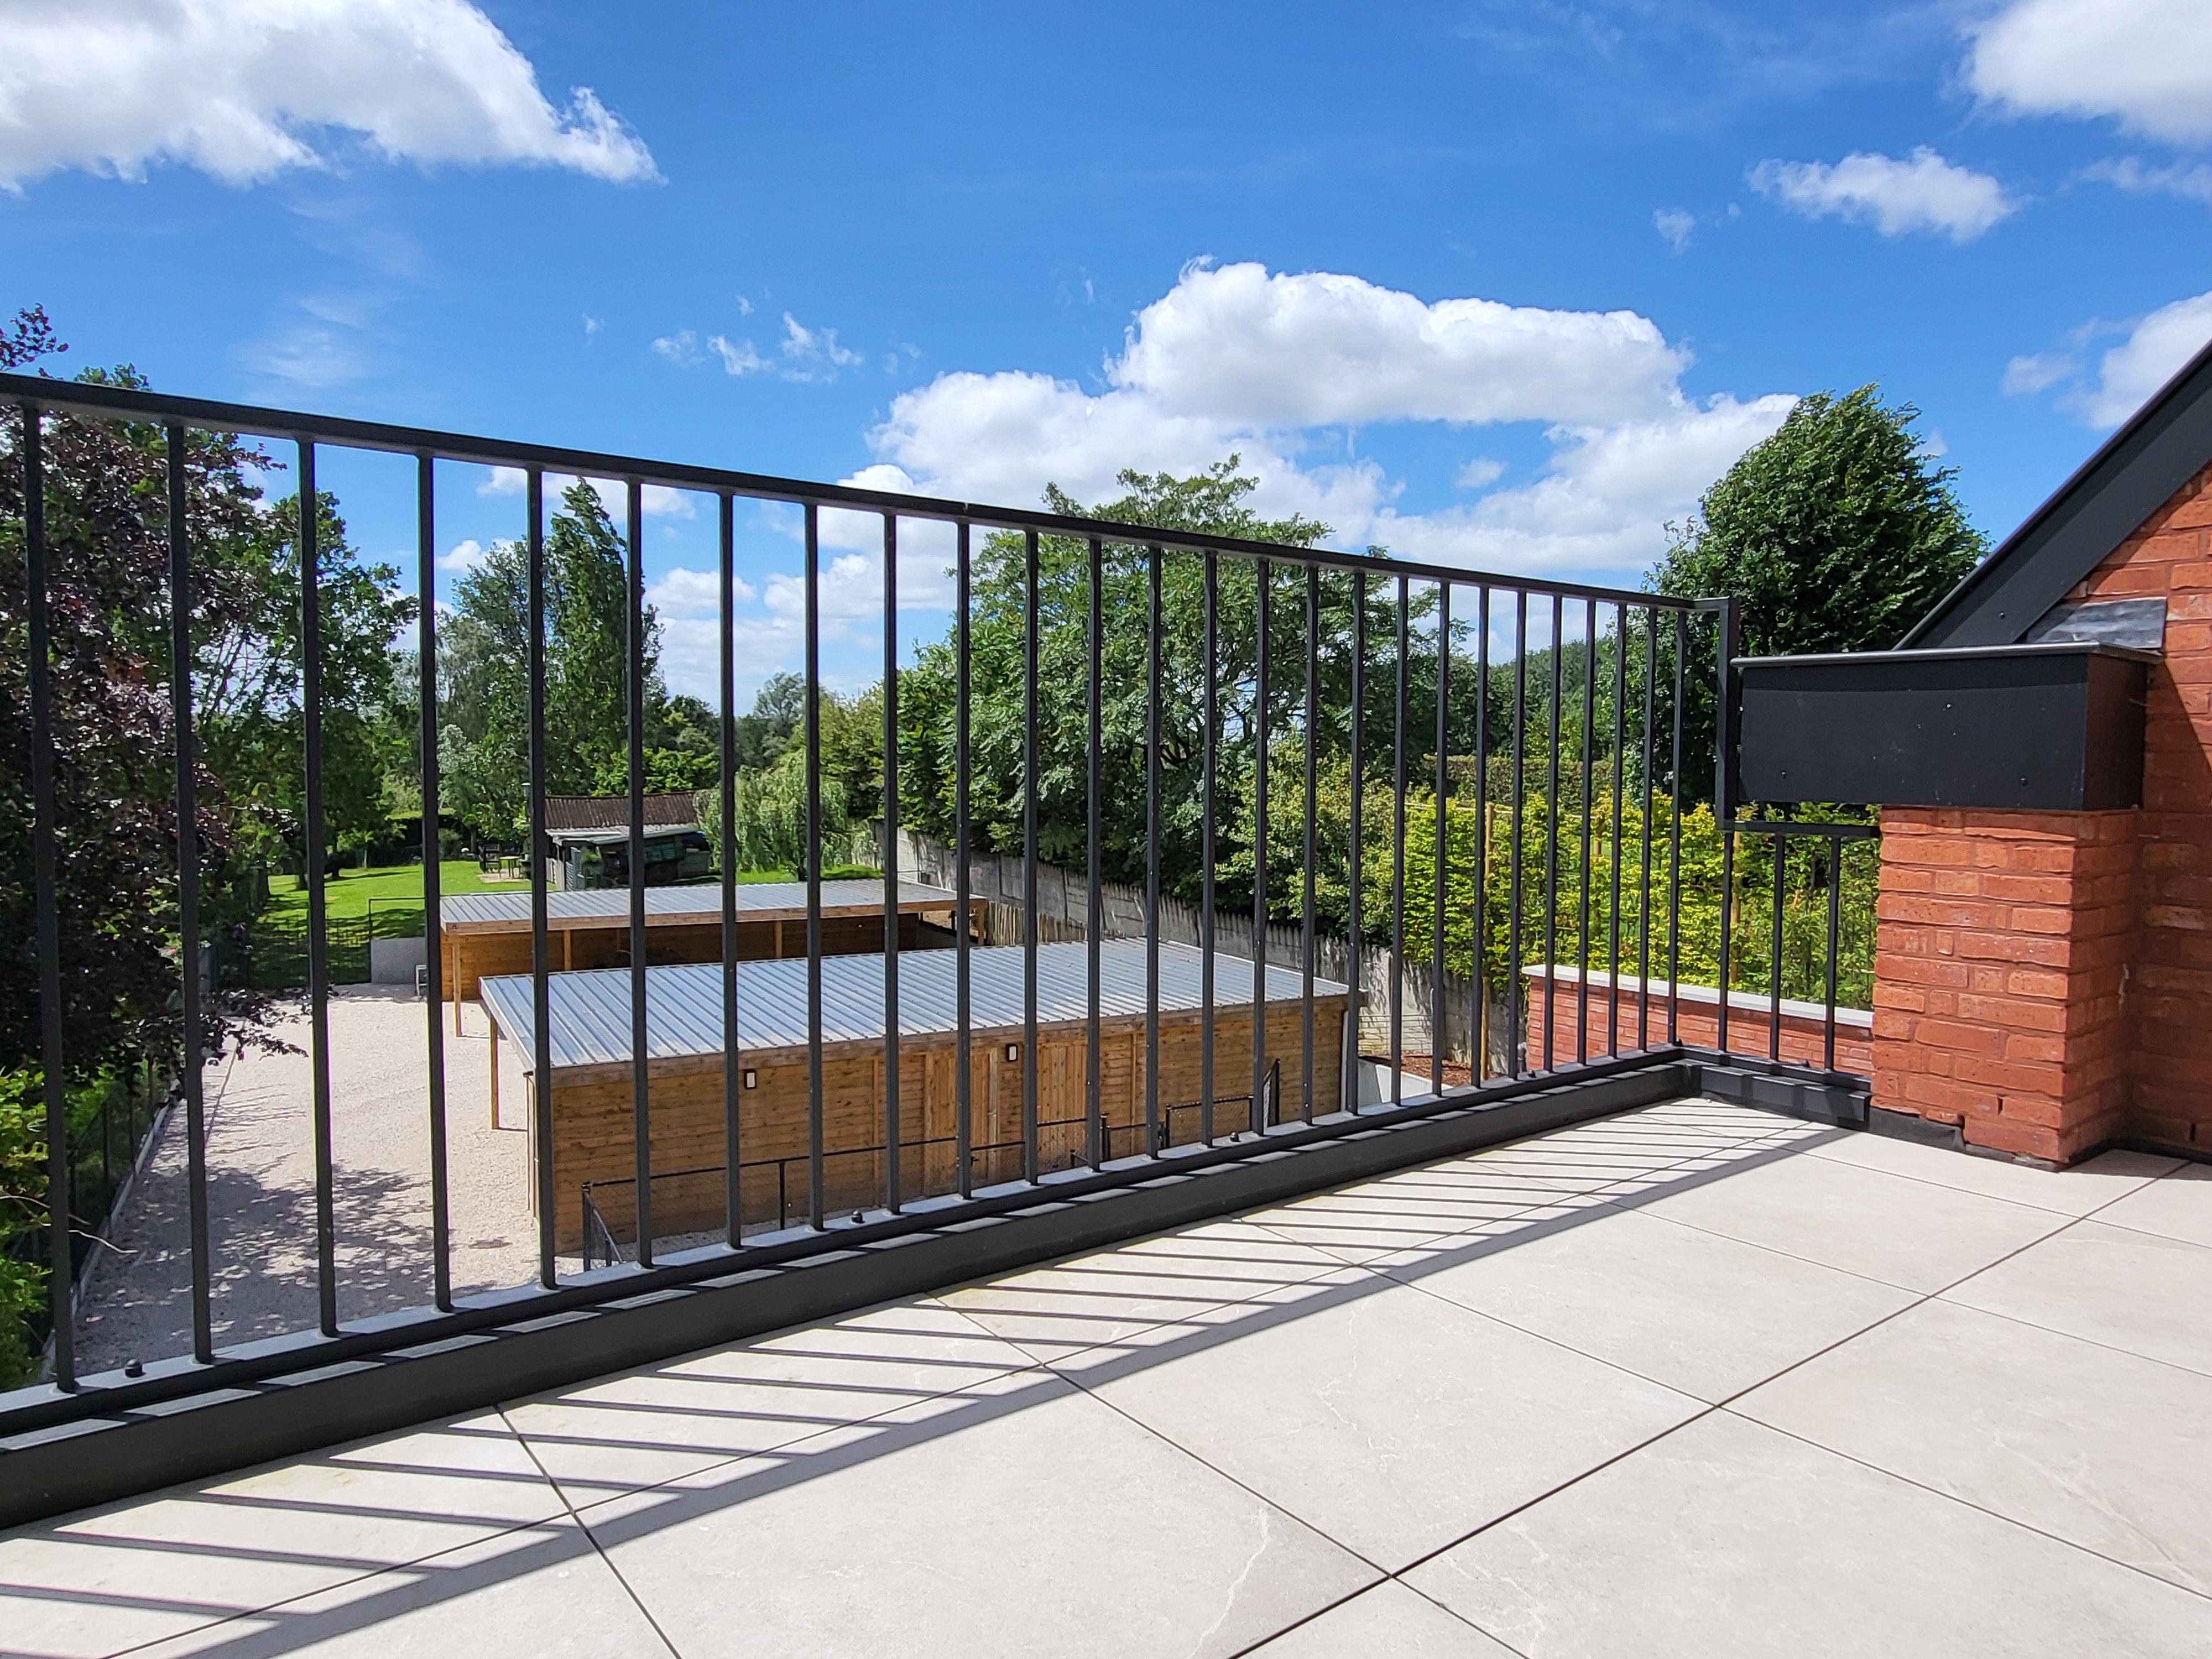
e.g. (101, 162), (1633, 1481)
(4, 0), (2210, 700)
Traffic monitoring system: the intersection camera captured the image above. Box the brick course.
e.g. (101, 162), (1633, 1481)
(1870, 460), (2212, 1161)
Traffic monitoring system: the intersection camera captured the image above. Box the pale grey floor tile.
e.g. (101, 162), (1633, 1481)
(1032, 1262), (1376, 1381)
(1244, 1580), (1520, 1658)
(1736, 1298), (2212, 1595)
(585, 1376), (1376, 1659)
(121, 1518), (671, 1658)
(1805, 1133), (2179, 1216)
(1944, 1220), (2212, 1376)
(937, 1217), (1352, 1360)
(1088, 1277), (1700, 1571)
(1409, 1411), (2212, 1658)
(1387, 1202), (1916, 1401)
(0, 1413), (561, 1659)
(1629, 1146), (2068, 1291)
(2095, 1164), (2212, 1249)
(502, 1296), (1032, 1506)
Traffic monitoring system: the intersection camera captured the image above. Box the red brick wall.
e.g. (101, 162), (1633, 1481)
(1871, 810), (2137, 1162)
(1521, 969), (1874, 1078)
(1868, 460), (2212, 1161)
(2072, 460), (2212, 1152)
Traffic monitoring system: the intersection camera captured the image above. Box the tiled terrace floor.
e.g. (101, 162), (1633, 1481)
(8, 1097), (2212, 1657)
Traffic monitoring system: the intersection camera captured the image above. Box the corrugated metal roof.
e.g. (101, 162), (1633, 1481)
(545, 792), (698, 832)
(441, 878), (959, 931)
(479, 939), (1349, 1073)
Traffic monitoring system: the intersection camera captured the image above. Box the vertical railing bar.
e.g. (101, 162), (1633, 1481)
(168, 423), (216, 1357)
(1712, 601), (1739, 1055)
(624, 479), (653, 1266)
(1086, 534), (1104, 1167)
(881, 513), (901, 1213)
(1824, 834), (1844, 1072)
(1506, 590), (1527, 1076)
(299, 441), (337, 1336)
(1251, 556), (1270, 1136)
(1543, 593), (1563, 1072)
(1345, 572), (1365, 1114)
(527, 468), (555, 1287)
(1472, 586), (1491, 1084)
(1667, 609), (1686, 1045)
(1768, 826), (1787, 1064)
(1609, 601), (1627, 1057)
(804, 504), (825, 1229)
(414, 452), (451, 1311)
(955, 523), (973, 1196)
(1301, 561), (1318, 1121)
(1145, 544), (1162, 1154)
(1391, 575), (1408, 1105)
(1022, 527), (1040, 1181)
(1577, 597), (1596, 1067)
(1638, 605), (1657, 1051)
(1201, 547), (1218, 1146)
(1431, 581), (1450, 1094)
(23, 403), (73, 1390)
(718, 492), (741, 1244)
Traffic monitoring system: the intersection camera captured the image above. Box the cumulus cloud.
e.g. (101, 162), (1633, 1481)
(2083, 156), (2212, 208)
(645, 566), (759, 617)
(0, 0), (657, 190)
(1108, 262), (1687, 427)
(436, 537), (489, 573)
(1966, 0), (2212, 145)
(858, 262), (1793, 577)
(1653, 208), (1697, 253)
(2004, 291), (2212, 426)
(1749, 149), (2018, 242)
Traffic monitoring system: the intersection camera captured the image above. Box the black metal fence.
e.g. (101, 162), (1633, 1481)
(5, 369), (1864, 1418)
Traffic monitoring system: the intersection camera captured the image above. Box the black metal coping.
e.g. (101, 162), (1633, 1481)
(0, 1056), (1866, 1530)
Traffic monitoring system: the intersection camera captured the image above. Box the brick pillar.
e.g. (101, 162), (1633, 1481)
(1870, 808), (2137, 1164)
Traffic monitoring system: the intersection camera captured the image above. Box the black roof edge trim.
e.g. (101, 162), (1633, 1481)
(1903, 333), (2212, 650)
(1736, 641), (2159, 670)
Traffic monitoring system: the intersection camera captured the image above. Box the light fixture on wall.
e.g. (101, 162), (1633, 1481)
(741, 1068), (758, 1089)
(1003, 1042), (1020, 1063)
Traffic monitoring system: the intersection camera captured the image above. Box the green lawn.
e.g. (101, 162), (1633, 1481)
(260, 859), (881, 922)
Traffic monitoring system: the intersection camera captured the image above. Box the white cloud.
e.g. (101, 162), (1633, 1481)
(860, 262), (1796, 578)
(1455, 457), (1507, 489)
(0, 0), (657, 190)
(1654, 208), (1697, 253)
(237, 322), (367, 387)
(1108, 262), (1687, 427)
(693, 313), (863, 383)
(477, 467), (697, 520)
(645, 566), (759, 617)
(2083, 156), (2212, 207)
(2001, 351), (2077, 396)
(1966, 0), (2212, 145)
(650, 330), (701, 366)
(436, 537), (488, 573)
(1750, 148), (2018, 242)
(2072, 292), (2212, 427)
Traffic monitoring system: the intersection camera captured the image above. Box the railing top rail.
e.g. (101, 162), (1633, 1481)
(1, 369), (1698, 610)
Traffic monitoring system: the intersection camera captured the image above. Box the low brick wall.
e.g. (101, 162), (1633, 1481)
(1521, 966), (1874, 1077)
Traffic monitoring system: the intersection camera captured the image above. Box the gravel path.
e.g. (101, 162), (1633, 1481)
(75, 988), (544, 1375)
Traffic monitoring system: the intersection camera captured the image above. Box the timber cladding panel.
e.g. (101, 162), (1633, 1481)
(541, 1001), (1346, 1250)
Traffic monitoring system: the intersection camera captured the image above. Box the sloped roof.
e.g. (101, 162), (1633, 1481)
(544, 791), (698, 833)
(1905, 336), (2212, 649)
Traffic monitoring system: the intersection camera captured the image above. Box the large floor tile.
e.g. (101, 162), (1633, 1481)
(2095, 1164), (2212, 1249)
(1243, 1580), (1520, 1658)
(936, 1217), (1353, 1361)
(1944, 1220), (2212, 1376)
(1243, 1165), (1597, 1265)
(1387, 1202), (1916, 1401)
(1736, 1298), (2212, 1595)
(502, 1297), (1032, 1506)
(585, 1376), (1376, 1659)
(0, 1413), (561, 1659)
(1628, 1145), (2067, 1291)
(1805, 1133), (2179, 1216)
(1087, 1277), (1701, 1570)
(1409, 1411), (2212, 1658)
(123, 1518), (671, 1658)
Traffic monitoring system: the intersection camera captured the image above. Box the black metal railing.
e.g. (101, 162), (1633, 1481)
(4, 368), (1866, 1417)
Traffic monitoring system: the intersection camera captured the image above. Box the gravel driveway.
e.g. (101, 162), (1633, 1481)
(74, 988), (544, 1375)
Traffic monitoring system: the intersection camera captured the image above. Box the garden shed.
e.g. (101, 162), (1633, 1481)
(477, 939), (1350, 1250)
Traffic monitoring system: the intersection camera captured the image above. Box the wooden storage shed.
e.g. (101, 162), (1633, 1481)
(478, 939), (1350, 1251)
(439, 878), (969, 1031)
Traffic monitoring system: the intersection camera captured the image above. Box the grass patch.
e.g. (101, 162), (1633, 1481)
(262, 859), (515, 923)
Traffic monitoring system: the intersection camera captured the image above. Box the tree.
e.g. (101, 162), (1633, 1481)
(547, 479), (662, 794)
(1647, 385), (1987, 792)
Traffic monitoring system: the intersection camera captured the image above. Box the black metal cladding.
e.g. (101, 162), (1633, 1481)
(1736, 643), (2151, 811)
(7, 372), (1872, 1452)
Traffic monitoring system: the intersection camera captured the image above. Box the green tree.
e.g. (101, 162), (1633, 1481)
(547, 479), (663, 794)
(1647, 385), (1987, 791)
